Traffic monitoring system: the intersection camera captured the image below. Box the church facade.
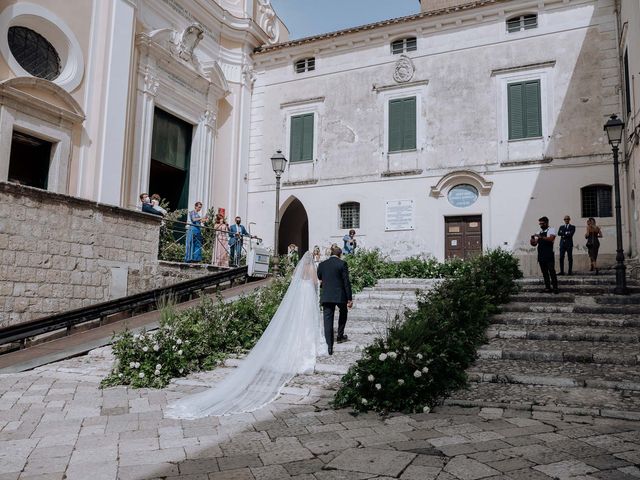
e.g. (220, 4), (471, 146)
(247, 0), (629, 273)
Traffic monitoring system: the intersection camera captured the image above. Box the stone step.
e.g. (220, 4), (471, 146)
(509, 293), (575, 303)
(365, 284), (437, 292)
(478, 339), (640, 365)
(501, 302), (640, 315)
(467, 358), (640, 391)
(347, 308), (407, 321)
(491, 312), (640, 328)
(595, 294), (640, 305)
(446, 382), (640, 419)
(348, 319), (392, 335)
(330, 333), (377, 353)
(518, 275), (639, 286)
(355, 291), (418, 300)
(376, 278), (439, 286)
(350, 302), (416, 314)
(520, 283), (640, 295)
(487, 324), (640, 343)
(315, 350), (362, 375)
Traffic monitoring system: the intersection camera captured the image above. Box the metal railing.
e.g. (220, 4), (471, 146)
(0, 266), (249, 349)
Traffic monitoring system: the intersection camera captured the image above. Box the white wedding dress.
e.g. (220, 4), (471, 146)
(165, 252), (327, 418)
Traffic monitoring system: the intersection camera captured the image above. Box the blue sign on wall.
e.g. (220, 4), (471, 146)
(448, 184), (479, 208)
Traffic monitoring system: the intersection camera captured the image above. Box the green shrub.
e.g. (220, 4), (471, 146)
(101, 276), (291, 389)
(333, 248), (522, 414)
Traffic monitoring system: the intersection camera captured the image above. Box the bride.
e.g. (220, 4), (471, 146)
(166, 252), (327, 418)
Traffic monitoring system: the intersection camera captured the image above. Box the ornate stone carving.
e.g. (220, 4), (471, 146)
(202, 109), (217, 130)
(257, 0), (280, 44)
(393, 55), (415, 83)
(171, 23), (204, 63)
(142, 66), (159, 96)
(242, 64), (257, 87)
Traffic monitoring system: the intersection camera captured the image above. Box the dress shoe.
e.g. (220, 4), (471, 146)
(558, 272), (564, 276)
(328, 346), (333, 355)
(553, 289), (560, 294)
(337, 335), (348, 344)
(540, 288), (552, 294)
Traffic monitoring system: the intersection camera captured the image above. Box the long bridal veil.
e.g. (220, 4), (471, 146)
(166, 252), (326, 419)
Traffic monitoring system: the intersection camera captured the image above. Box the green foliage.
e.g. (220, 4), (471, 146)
(101, 275), (291, 389)
(333, 248), (522, 414)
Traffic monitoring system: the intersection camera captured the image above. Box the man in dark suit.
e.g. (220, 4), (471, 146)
(558, 215), (575, 275)
(139, 193), (163, 217)
(317, 245), (353, 355)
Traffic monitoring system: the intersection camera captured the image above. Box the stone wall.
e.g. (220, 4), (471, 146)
(0, 182), (202, 327)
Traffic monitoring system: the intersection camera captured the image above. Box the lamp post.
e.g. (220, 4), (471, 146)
(603, 114), (628, 295)
(270, 150), (287, 276)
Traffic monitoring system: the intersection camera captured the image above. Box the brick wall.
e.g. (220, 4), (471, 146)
(0, 182), (216, 327)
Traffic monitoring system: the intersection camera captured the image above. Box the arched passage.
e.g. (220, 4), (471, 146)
(278, 197), (309, 255)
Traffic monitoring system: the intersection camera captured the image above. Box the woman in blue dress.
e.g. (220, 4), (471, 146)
(184, 202), (208, 263)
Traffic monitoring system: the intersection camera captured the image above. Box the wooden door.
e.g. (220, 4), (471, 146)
(445, 216), (482, 259)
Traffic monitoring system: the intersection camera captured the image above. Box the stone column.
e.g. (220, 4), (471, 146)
(129, 65), (159, 208)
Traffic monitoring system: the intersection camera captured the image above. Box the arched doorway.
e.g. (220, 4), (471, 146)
(278, 197), (309, 255)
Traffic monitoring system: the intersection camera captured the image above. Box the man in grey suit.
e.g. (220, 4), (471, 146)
(317, 245), (353, 355)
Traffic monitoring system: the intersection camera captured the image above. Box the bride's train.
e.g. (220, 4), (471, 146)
(165, 252), (326, 418)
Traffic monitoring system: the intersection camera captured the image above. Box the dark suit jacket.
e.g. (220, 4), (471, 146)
(142, 203), (163, 216)
(558, 224), (575, 247)
(317, 256), (352, 304)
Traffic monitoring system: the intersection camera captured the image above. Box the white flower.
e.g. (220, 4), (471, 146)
(422, 367), (429, 373)
(153, 344), (160, 352)
(138, 372), (145, 378)
(177, 349), (183, 356)
(378, 353), (388, 361)
(154, 370), (161, 376)
(142, 346), (148, 352)
(403, 346), (410, 351)
(413, 370), (422, 378)
(133, 334), (140, 340)
(367, 374), (375, 382)
(397, 379), (405, 385)
(375, 384), (382, 390)
(388, 352), (397, 360)
(134, 362), (140, 369)
(155, 364), (162, 370)
(118, 373), (123, 378)
(179, 368), (184, 373)
(129, 362), (136, 368)
(361, 398), (368, 405)
(176, 338), (183, 345)
(423, 406), (431, 413)
(416, 353), (423, 360)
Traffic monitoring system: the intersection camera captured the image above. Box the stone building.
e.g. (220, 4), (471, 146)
(247, 0), (629, 274)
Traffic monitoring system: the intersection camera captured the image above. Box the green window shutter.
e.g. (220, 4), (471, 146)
(290, 114), (314, 162)
(524, 80), (541, 138)
(389, 97), (416, 152)
(302, 113), (314, 161)
(508, 83), (524, 140)
(403, 97), (416, 150)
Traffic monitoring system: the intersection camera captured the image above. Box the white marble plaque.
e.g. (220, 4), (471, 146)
(385, 200), (414, 231)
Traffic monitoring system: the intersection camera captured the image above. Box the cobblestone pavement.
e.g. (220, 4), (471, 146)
(1, 278), (640, 479)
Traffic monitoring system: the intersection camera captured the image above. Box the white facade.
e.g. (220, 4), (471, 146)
(247, 0), (627, 272)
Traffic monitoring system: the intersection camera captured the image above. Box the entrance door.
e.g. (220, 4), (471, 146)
(445, 216), (482, 259)
(149, 108), (192, 210)
(278, 198), (309, 255)
(8, 131), (52, 189)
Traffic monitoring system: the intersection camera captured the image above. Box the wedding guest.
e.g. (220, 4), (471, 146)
(557, 215), (575, 275)
(184, 202), (208, 263)
(212, 214), (229, 268)
(139, 193), (162, 217)
(312, 245), (321, 264)
(585, 217), (603, 274)
(343, 229), (357, 255)
(228, 216), (249, 267)
(530, 216), (558, 293)
(150, 194), (167, 216)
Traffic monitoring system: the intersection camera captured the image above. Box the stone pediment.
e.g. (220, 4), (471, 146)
(430, 170), (493, 197)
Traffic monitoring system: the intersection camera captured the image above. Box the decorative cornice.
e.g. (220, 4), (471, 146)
(373, 79), (428, 93)
(280, 96), (325, 109)
(381, 169), (423, 178)
(491, 60), (556, 76)
(283, 179), (318, 186)
(430, 170), (493, 197)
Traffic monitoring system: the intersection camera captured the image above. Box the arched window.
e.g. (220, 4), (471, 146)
(506, 13), (538, 33)
(294, 57), (315, 73)
(340, 202), (360, 229)
(581, 185), (612, 218)
(391, 37), (417, 55)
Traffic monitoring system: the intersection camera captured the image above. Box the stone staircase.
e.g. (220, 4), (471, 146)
(447, 274), (640, 419)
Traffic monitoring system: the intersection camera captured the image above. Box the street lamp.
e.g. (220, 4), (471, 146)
(270, 150), (287, 276)
(603, 114), (628, 294)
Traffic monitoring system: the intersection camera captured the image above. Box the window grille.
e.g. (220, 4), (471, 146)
(391, 37), (417, 55)
(8, 26), (61, 80)
(294, 57), (315, 73)
(506, 14), (538, 33)
(581, 185), (612, 218)
(340, 202), (360, 229)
